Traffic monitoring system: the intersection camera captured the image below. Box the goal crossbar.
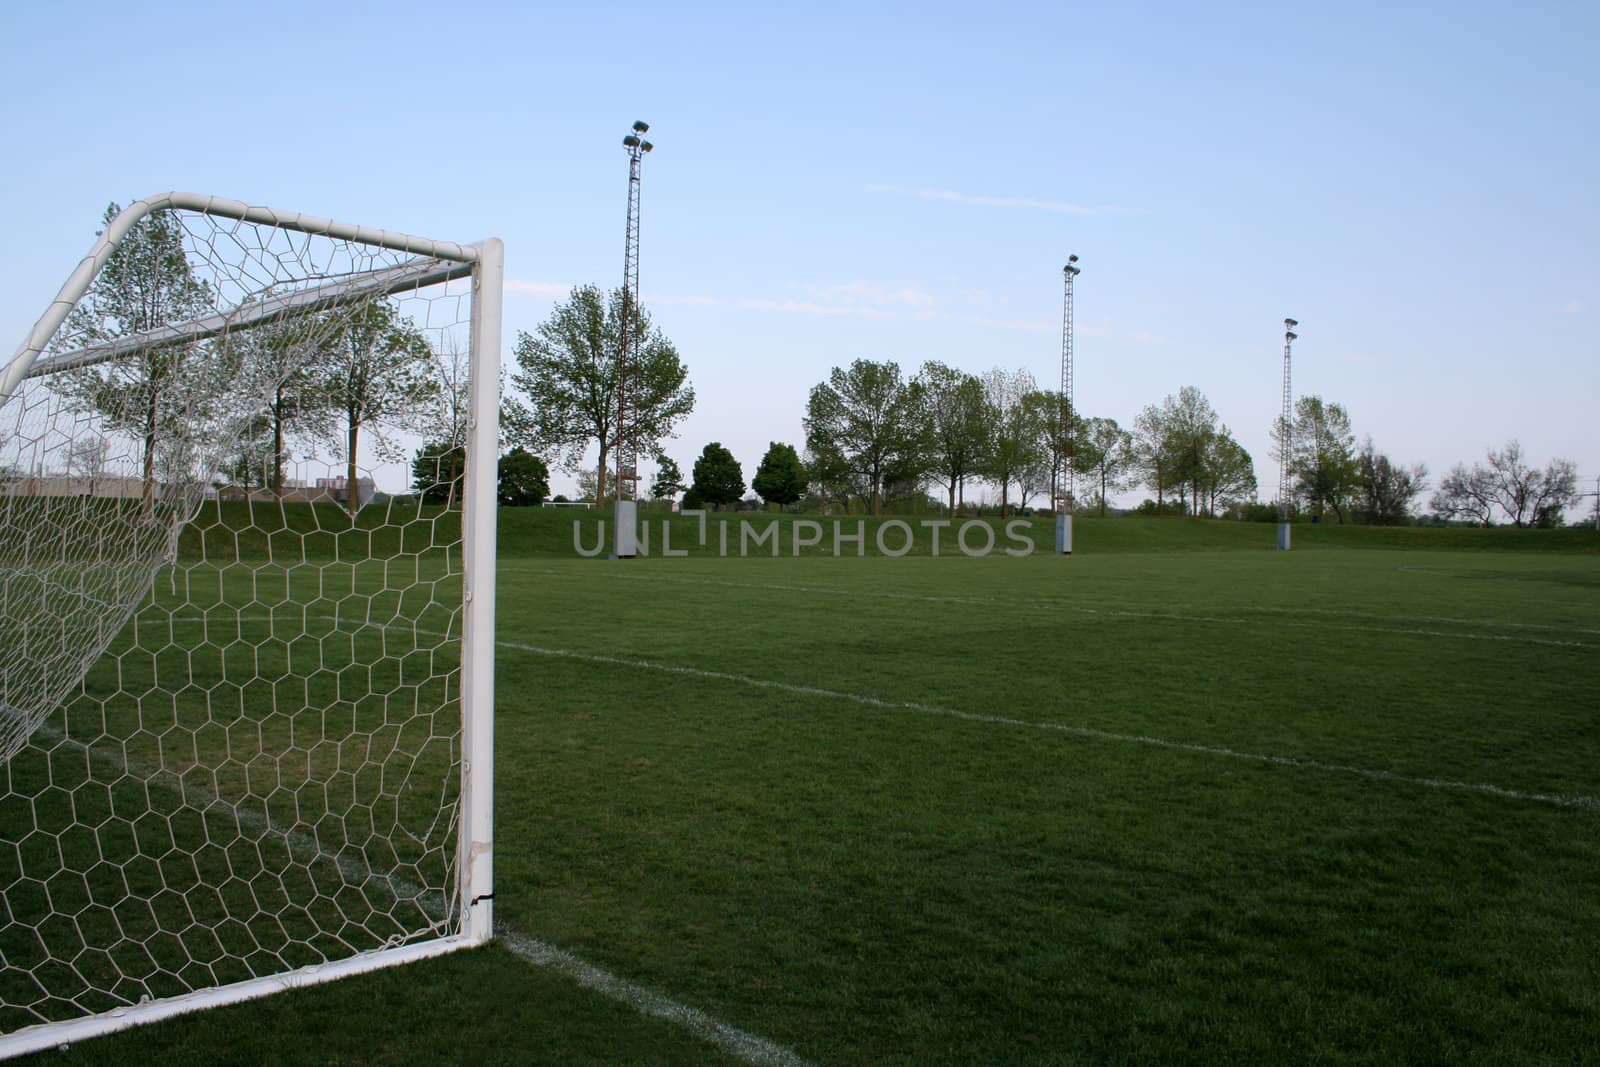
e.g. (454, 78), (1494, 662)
(26, 256), (475, 379)
(3, 191), (483, 403)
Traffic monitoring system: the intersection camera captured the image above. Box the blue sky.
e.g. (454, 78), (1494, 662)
(3, 1), (1595, 508)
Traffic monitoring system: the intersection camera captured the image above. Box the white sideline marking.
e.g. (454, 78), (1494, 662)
(495, 637), (1600, 813)
(498, 932), (812, 1067)
(509, 565), (1598, 648)
(31, 723), (810, 1067)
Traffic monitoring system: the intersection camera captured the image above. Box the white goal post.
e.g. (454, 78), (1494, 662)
(0, 194), (501, 1057)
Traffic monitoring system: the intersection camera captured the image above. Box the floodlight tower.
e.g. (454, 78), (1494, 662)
(613, 120), (653, 558)
(1277, 318), (1299, 551)
(1054, 256), (1081, 555)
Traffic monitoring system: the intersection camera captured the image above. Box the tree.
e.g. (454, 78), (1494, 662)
(751, 442), (807, 508)
(1432, 440), (1579, 527)
(1018, 388), (1067, 512)
(650, 455), (686, 501)
(801, 443), (862, 513)
(690, 442), (745, 510)
(62, 203), (213, 515)
(803, 359), (927, 516)
(1196, 430), (1257, 516)
(508, 285), (694, 509)
(1355, 438), (1427, 525)
(1079, 417), (1134, 516)
(575, 468), (599, 503)
(220, 413), (275, 492)
(1163, 386), (1220, 515)
(319, 302), (437, 512)
(1272, 395), (1358, 522)
(417, 334), (473, 499)
(1485, 440), (1579, 528)
(979, 367), (1043, 517)
(1431, 463), (1496, 525)
(66, 437), (112, 496)
(498, 448), (549, 506)
(412, 441), (465, 505)
(1131, 402), (1179, 511)
(915, 361), (988, 516)
(227, 311), (336, 496)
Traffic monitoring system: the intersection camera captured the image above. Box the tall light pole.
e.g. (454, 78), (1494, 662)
(1054, 256), (1081, 555)
(613, 120), (652, 558)
(1277, 318), (1298, 551)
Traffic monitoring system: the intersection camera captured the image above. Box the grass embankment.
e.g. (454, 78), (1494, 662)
(173, 499), (1600, 563)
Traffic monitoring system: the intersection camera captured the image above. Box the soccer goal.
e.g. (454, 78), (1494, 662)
(0, 194), (501, 1057)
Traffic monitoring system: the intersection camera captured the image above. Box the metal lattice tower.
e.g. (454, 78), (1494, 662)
(614, 120), (652, 508)
(1278, 318), (1299, 523)
(1053, 256), (1081, 515)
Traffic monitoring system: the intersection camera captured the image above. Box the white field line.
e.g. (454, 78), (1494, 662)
(490, 636), (1600, 813)
(30, 720), (811, 1067)
(498, 931), (812, 1067)
(142, 610), (1600, 812)
(507, 565), (1599, 649)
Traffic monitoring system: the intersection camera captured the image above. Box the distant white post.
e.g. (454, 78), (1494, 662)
(1277, 318), (1299, 551)
(1054, 255), (1081, 555)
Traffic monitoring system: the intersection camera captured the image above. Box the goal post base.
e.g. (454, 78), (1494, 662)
(1055, 513), (1073, 555)
(613, 499), (638, 558)
(1277, 522), (1291, 551)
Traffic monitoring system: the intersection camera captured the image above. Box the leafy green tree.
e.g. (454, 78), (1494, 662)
(62, 203), (213, 514)
(1196, 430), (1257, 516)
(803, 359), (927, 516)
(498, 447), (549, 506)
(1131, 401), (1180, 511)
(320, 302), (437, 511)
(1079, 417), (1135, 516)
(1272, 395), (1358, 522)
(413, 441), (466, 505)
(689, 442), (745, 510)
(1161, 386), (1220, 515)
(751, 442), (807, 508)
(217, 308), (344, 496)
(979, 367), (1043, 517)
(508, 285), (694, 508)
(220, 413), (275, 492)
(650, 455), (686, 501)
(915, 361), (988, 516)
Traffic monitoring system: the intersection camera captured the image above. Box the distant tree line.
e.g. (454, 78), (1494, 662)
(60, 234), (1584, 527)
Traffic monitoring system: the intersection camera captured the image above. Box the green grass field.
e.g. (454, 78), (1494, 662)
(8, 508), (1600, 1064)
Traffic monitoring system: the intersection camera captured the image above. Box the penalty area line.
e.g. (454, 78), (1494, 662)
(496, 637), (1600, 814)
(498, 932), (813, 1067)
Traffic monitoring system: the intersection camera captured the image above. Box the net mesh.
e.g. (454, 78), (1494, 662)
(0, 203), (479, 1033)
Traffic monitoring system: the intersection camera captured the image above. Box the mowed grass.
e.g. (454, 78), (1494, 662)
(15, 514), (1600, 1063)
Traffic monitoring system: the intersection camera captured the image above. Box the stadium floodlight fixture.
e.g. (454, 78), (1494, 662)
(1285, 317), (1298, 327)
(641, 140), (654, 153)
(633, 120), (650, 133)
(623, 134), (641, 147)
(1286, 330), (1298, 341)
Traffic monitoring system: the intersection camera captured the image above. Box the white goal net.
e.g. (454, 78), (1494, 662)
(0, 194), (500, 1056)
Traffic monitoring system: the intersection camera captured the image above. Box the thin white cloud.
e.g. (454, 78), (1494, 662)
(1561, 299), (1582, 315)
(738, 298), (857, 316)
(505, 279), (571, 298)
(509, 280), (719, 307)
(965, 315), (1054, 334)
(643, 292), (721, 307)
(867, 183), (1116, 216)
(806, 281), (935, 309)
